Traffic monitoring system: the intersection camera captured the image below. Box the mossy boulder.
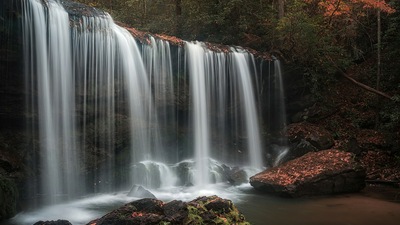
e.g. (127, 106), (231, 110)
(87, 196), (249, 225)
(0, 175), (18, 220)
(33, 220), (73, 225)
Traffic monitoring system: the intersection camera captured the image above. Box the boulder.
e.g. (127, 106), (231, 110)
(88, 198), (165, 225)
(221, 165), (248, 185)
(0, 175), (18, 220)
(278, 122), (334, 164)
(127, 185), (156, 199)
(87, 196), (250, 225)
(250, 150), (366, 197)
(286, 122), (334, 150)
(163, 200), (188, 223)
(33, 220), (72, 225)
(175, 161), (194, 186)
(278, 139), (318, 164)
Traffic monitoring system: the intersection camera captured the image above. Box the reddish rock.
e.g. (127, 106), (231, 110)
(250, 149), (366, 197)
(88, 198), (165, 225)
(87, 196), (249, 225)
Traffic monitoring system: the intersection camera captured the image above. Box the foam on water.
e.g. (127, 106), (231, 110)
(11, 184), (249, 225)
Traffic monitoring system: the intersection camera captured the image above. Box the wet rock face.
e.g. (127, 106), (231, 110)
(277, 122), (335, 164)
(0, 176), (18, 220)
(163, 200), (188, 223)
(221, 164), (248, 186)
(60, 0), (107, 18)
(286, 122), (334, 150)
(87, 196), (249, 225)
(250, 150), (366, 197)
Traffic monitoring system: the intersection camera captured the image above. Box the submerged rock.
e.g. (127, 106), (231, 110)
(87, 196), (249, 225)
(250, 149), (366, 197)
(221, 164), (248, 185)
(127, 185), (156, 199)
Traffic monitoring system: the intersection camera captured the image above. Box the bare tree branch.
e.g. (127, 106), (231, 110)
(324, 55), (393, 100)
(340, 72), (392, 100)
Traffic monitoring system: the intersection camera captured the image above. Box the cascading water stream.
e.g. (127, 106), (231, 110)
(271, 60), (288, 166)
(185, 42), (212, 187)
(72, 14), (119, 193)
(23, 0), (155, 198)
(230, 51), (263, 169)
(184, 43), (265, 185)
(22, 0), (78, 203)
(141, 37), (176, 163)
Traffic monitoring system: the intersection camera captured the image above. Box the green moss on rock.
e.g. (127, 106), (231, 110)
(87, 196), (250, 225)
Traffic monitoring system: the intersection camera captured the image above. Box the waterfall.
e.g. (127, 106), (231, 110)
(230, 51), (263, 169)
(141, 37), (176, 163)
(184, 43), (265, 186)
(20, 0), (281, 204)
(22, 0), (78, 203)
(185, 42), (212, 187)
(271, 60), (288, 166)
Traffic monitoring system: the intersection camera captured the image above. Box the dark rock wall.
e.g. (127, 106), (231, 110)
(0, 175), (18, 220)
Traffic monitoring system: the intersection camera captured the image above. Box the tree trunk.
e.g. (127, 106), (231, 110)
(175, 0), (182, 36)
(278, 0), (285, 19)
(175, 0), (182, 16)
(377, 7), (381, 91)
(376, 6), (382, 127)
(341, 72), (392, 100)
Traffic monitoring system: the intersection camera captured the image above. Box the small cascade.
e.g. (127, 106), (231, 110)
(271, 60), (288, 166)
(230, 51), (263, 169)
(185, 42), (212, 187)
(131, 161), (178, 188)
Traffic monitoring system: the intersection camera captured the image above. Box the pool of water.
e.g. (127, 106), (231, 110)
(237, 187), (400, 225)
(4, 184), (400, 225)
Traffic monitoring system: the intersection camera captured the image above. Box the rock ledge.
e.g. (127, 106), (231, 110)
(250, 149), (366, 197)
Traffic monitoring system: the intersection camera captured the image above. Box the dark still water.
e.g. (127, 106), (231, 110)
(237, 186), (400, 225)
(4, 184), (400, 225)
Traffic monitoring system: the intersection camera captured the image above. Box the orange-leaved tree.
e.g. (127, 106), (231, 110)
(305, 0), (395, 17)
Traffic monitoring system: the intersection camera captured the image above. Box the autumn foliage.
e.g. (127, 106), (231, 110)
(305, 0), (395, 16)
